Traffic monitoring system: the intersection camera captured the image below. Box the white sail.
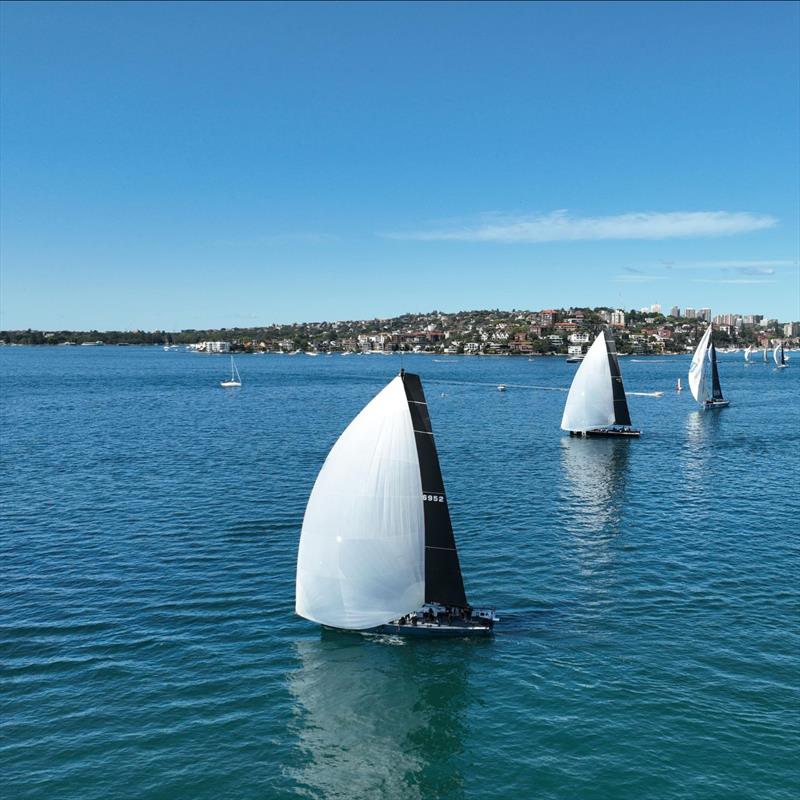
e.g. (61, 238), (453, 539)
(744, 345), (752, 362)
(295, 376), (425, 630)
(763, 344), (768, 362)
(560, 332), (615, 432)
(688, 325), (712, 403)
(773, 342), (781, 366)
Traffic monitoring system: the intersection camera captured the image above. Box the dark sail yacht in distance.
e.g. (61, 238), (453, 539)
(561, 329), (640, 438)
(295, 370), (497, 637)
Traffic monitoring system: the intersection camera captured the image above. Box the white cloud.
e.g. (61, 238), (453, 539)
(674, 259), (794, 269)
(386, 210), (777, 243)
(691, 278), (776, 285)
(612, 275), (665, 283)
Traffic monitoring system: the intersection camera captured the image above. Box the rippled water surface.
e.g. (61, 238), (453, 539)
(2, 347), (798, 799)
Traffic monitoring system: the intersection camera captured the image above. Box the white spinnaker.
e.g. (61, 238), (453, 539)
(688, 326), (712, 403)
(744, 345), (752, 362)
(296, 376), (425, 630)
(560, 332), (614, 432)
(773, 342), (781, 366)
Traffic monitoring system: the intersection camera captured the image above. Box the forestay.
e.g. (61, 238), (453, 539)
(295, 376), (425, 629)
(561, 332), (615, 432)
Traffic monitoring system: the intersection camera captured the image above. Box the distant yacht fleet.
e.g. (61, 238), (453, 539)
(290, 322), (793, 639)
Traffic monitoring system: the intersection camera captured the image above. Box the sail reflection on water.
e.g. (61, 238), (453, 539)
(683, 409), (722, 488)
(558, 436), (630, 534)
(286, 636), (472, 799)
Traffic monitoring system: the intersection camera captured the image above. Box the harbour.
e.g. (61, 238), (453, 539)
(2, 345), (797, 799)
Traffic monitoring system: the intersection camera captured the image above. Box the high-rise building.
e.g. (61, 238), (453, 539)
(741, 314), (762, 326)
(610, 309), (626, 328)
(784, 322), (800, 337)
(684, 307), (697, 319)
(651, 303), (662, 314)
(670, 306), (680, 318)
(697, 308), (711, 322)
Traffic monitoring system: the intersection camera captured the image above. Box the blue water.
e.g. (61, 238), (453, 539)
(2, 347), (798, 799)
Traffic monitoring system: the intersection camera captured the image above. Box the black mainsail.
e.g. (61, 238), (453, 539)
(709, 343), (724, 401)
(400, 371), (468, 609)
(603, 330), (632, 427)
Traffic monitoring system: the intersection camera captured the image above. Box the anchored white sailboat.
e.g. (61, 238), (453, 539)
(295, 370), (497, 636)
(560, 329), (640, 438)
(688, 326), (728, 409)
(774, 341), (788, 368)
(220, 356), (242, 388)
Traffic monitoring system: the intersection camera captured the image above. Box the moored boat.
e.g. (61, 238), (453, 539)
(220, 355), (242, 388)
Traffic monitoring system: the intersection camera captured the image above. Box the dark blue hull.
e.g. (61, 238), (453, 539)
(368, 621), (493, 637)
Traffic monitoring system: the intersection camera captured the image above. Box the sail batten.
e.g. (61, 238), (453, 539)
(709, 344), (724, 401)
(604, 330), (632, 426)
(401, 372), (468, 608)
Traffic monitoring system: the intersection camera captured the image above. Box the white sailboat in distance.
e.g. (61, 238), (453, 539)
(688, 326), (729, 409)
(220, 356), (242, 388)
(295, 369), (497, 636)
(744, 345), (752, 363)
(561, 329), (640, 438)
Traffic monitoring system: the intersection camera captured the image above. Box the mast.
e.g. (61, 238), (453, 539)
(400, 371), (468, 608)
(603, 329), (632, 427)
(709, 343), (724, 400)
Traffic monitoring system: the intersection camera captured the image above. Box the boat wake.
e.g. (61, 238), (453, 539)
(626, 391), (664, 397)
(426, 379), (568, 392)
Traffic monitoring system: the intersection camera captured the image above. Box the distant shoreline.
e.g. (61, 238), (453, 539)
(0, 343), (711, 357)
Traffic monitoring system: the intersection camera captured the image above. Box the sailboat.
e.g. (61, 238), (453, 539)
(220, 356), (242, 388)
(744, 345), (752, 363)
(295, 370), (497, 636)
(763, 343), (769, 363)
(774, 341), (788, 369)
(688, 326), (729, 409)
(560, 329), (640, 438)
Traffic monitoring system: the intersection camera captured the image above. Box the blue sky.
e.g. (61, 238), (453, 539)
(1, 0), (798, 330)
